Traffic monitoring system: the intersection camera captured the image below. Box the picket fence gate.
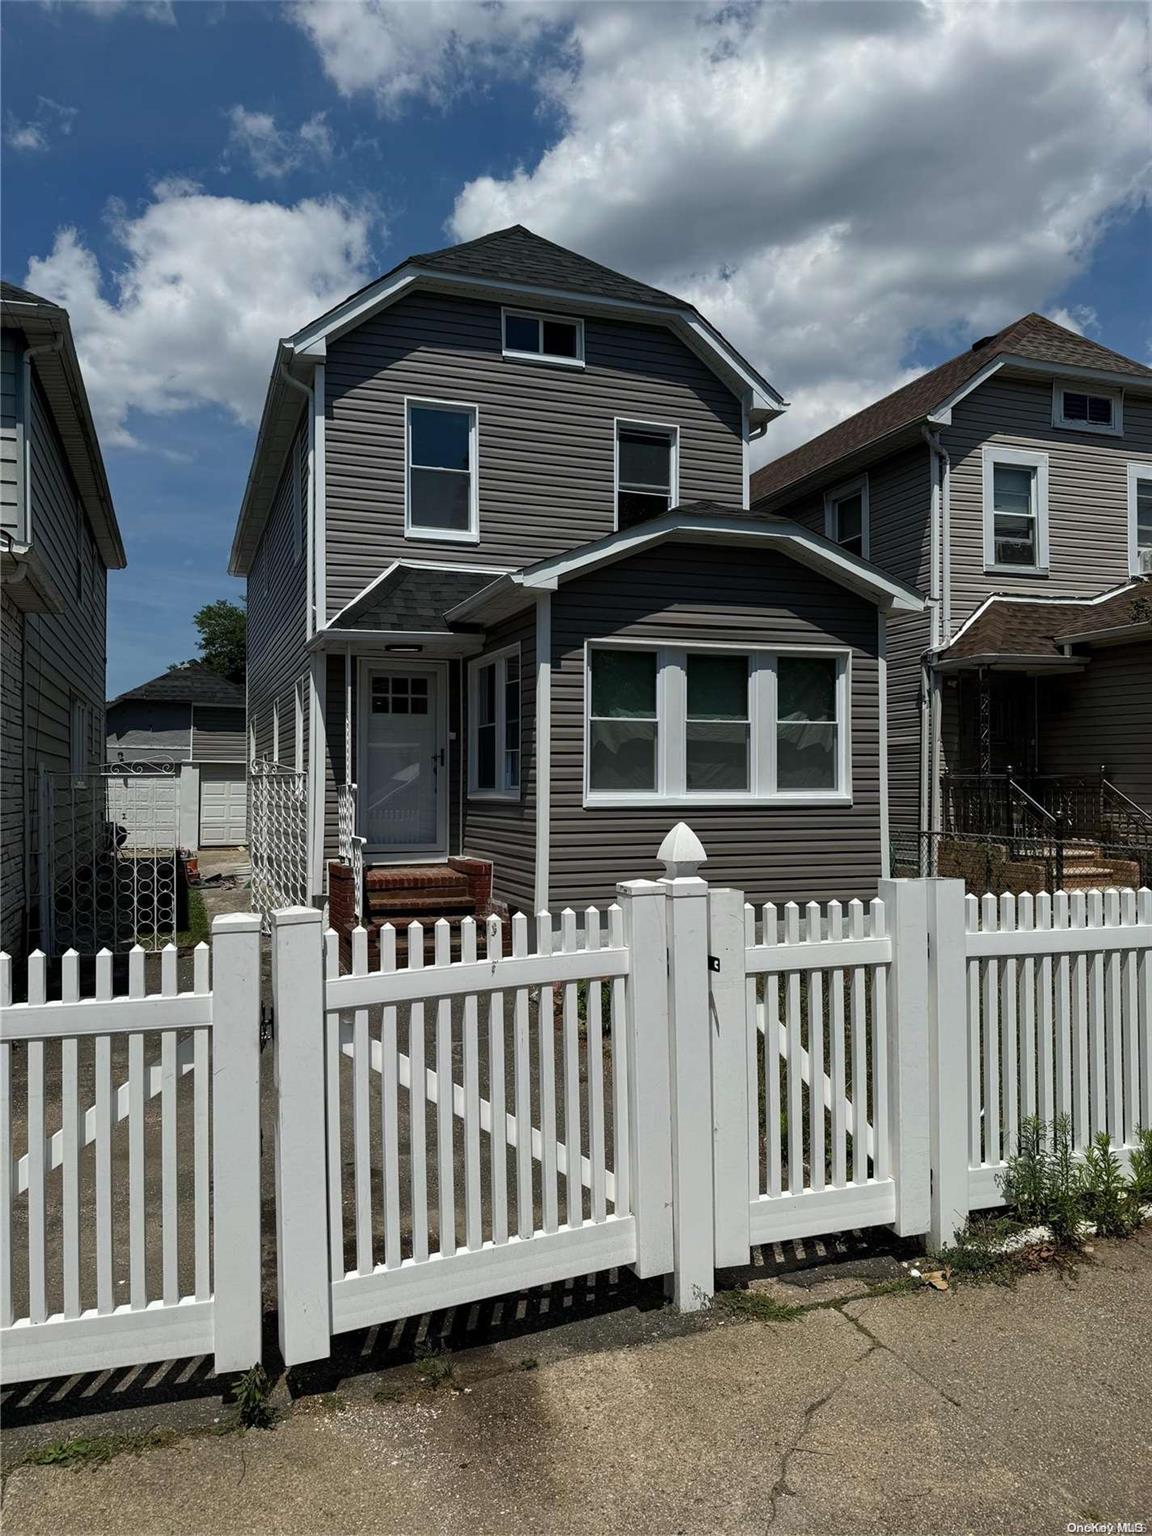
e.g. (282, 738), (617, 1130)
(3, 824), (1150, 1382)
(0, 917), (263, 1385)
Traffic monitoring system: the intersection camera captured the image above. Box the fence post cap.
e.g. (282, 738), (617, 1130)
(211, 911), (263, 934)
(658, 822), (707, 879)
(269, 905), (323, 928)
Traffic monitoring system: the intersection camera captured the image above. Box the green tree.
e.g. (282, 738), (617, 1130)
(192, 598), (246, 682)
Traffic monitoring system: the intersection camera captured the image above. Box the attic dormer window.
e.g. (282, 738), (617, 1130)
(1052, 382), (1122, 436)
(502, 309), (584, 366)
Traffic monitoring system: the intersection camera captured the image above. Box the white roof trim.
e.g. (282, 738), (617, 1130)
(287, 265), (785, 417)
(445, 513), (925, 624)
(929, 352), (1152, 426)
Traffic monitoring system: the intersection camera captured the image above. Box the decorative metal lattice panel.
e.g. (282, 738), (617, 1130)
(336, 781), (365, 921)
(249, 761), (308, 925)
(37, 761), (181, 954)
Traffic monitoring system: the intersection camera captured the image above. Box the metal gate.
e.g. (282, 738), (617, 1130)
(37, 761), (181, 954)
(248, 760), (308, 924)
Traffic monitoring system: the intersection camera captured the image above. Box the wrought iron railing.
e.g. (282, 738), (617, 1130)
(249, 760), (308, 925)
(336, 781), (365, 922)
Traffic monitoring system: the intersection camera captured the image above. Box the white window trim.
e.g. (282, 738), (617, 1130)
(982, 445), (1050, 574)
(823, 473), (870, 560)
(1129, 462), (1152, 576)
(1051, 379), (1123, 437)
(294, 677), (306, 770)
(467, 642), (522, 801)
(404, 396), (480, 545)
(501, 307), (585, 368)
(292, 434), (303, 564)
(582, 638), (852, 809)
(613, 418), (680, 532)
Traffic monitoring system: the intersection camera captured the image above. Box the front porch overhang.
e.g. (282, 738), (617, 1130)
(308, 627), (485, 659)
(933, 651), (1089, 676)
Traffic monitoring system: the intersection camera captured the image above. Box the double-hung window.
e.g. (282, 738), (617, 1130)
(982, 446), (1048, 572)
(1130, 464), (1152, 575)
(824, 476), (868, 558)
(406, 399), (478, 541)
(615, 422), (678, 530)
(469, 646), (521, 797)
(502, 310), (583, 365)
(1052, 382), (1122, 436)
(586, 645), (848, 804)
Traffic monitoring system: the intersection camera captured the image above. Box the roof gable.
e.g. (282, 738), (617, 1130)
(751, 312), (1152, 506)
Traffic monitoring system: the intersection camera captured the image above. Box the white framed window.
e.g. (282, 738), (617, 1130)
(405, 398), (479, 542)
(1052, 381), (1123, 437)
(584, 642), (850, 807)
(70, 696), (92, 775)
(982, 446), (1049, 573)
(824, 475), (869, 559)
(294, 677), (306, 769)
(1129, 463), (1152, 576)
(468, 644), (521, 798)
(292, 434), (304, 564)
(502, 309), (584, 367)
(615, 420), (679, 531)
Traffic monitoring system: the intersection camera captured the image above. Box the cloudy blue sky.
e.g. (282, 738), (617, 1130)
(3, 0), (1149, 696)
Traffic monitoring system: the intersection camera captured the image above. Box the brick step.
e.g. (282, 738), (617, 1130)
(365, 890), (476, 917)
(364, 865), (471, 892)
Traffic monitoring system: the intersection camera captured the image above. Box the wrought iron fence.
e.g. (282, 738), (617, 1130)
(37, 760), (181, 954)
(248, 760), (308, 925)
(336, 780), (365, 921)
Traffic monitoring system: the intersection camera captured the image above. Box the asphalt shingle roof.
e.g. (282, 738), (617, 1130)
(331, 565), (499, 632)
(751, 313), (1152, 505)
(945, 580), (1151, 661)
(109, 661), (245, 708)
(0, 280), (58, 308)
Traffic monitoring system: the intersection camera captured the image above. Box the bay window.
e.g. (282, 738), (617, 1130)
(469, 646), (521, 797)
(586, 645), (848, 804)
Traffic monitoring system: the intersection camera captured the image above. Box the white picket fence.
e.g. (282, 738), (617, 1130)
(0, 918), (262, 1385)
(2, 823), (1150, 1383)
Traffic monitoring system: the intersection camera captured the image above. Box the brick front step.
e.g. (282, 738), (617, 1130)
(364, 865), (471, 891)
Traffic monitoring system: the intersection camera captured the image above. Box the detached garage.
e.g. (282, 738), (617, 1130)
(107, 662), (248, 850)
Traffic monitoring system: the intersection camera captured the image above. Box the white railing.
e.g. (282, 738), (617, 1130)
(248, 760), (307, 923)
(336, 782), (365, 921)
(0, 917), (263, 1384)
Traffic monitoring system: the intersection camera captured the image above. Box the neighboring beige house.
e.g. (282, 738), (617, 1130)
(751, 313), (1152, 868)
(1, 281), (126, 956)
(106, 661), (248, 849)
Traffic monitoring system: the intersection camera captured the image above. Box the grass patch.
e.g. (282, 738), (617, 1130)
(413, 1343), (455, 1389)
(711, 1288), (804, 1323)
(171, 888), (210, 950)
(21, 1428), (178, 1470)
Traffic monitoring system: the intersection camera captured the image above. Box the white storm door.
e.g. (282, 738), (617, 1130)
(360, 665), (447, 855)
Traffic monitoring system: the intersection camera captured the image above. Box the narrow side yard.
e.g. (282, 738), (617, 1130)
(3, 1229), (1149, 1536)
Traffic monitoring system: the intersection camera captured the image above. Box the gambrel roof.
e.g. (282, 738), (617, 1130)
(751, 312), (1152, 508)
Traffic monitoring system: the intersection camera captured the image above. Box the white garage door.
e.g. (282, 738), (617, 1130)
(199, 767), (248, 846)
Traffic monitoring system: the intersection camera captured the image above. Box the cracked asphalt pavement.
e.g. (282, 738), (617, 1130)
(4, 1228), (1150, 1535)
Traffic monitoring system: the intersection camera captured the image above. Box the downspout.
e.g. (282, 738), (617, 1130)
(922, 425), (951, 846)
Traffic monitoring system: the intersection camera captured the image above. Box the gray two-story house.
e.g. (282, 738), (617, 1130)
(751, 313), (1152, 875)
(1, 281), (126, 955)
(232, 227), (921, 933)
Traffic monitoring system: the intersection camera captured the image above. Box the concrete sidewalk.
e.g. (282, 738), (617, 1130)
(4, 1230), (1150, 1536)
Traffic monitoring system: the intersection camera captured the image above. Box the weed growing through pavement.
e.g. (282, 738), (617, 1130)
(232, 1362), (277, 1429)
(20, 1429), (178, 1470)
(1000, 1115), (1148, 1245)
(414, 1342), (455, 1389)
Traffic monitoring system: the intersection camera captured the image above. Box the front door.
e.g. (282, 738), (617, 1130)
(360, 665), (447, 856)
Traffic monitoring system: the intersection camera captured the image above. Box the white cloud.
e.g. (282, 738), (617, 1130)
(225, 107), (335, 179)
(4, 96), (77, 153)
(293, 0), (1151, 462)
(25, 183), (378, 447)
(39, 0), (175, 20)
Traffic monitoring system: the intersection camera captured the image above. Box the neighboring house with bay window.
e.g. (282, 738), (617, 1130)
(1, 280), (126, 956)
(750, 313), (1152, 866)
(232, 225), (921, 936)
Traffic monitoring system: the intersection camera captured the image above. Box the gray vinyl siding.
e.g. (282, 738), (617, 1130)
(1037, 642), (1152, 814)
(323, 292), (745, 612)
(107, 702), (191, 760)
(2, 592), (24, 951)
(771, 445), (933, 834)
(1, 331), (20, 535)
(247, 422), (308, 764)
(191, 705), (246, 763)
(461, 610), (538, 914)
(942, 374), (1152, 625)
(548, 542), (884, 910)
